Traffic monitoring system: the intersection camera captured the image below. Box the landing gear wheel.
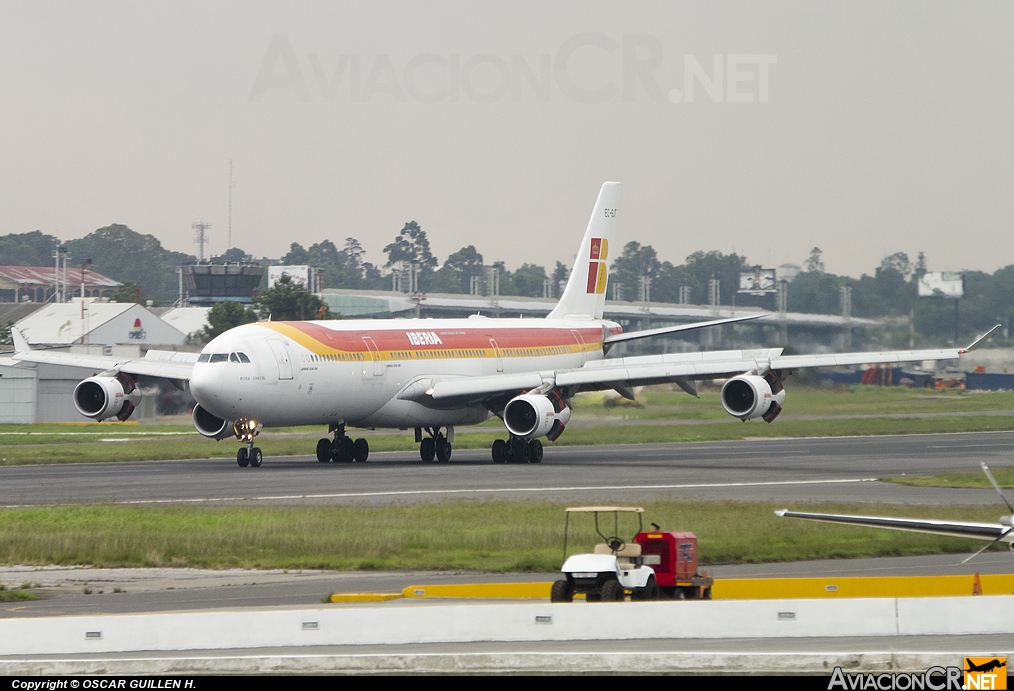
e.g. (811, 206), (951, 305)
(336, 436), (355, 463)
(249, 447), (263, 468)
(236, 448), (249, 468)
(491, 439), (507, 464)
(550, 579), (574, 603)
(419, 437), (436, 462)
(353, 438), (369, 462)
(510, 437), (528, 464)
(601, 580), (625, 602)
(528, 439), (543, 464)
(316, 438), (331, 463)
(503, 439), (515, 463)
(435, 437), (452, 462)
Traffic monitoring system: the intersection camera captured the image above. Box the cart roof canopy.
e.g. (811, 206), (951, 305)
(565, 506), (644, 513)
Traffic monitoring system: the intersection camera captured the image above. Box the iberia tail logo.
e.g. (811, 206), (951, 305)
(585, 237), (609, 294)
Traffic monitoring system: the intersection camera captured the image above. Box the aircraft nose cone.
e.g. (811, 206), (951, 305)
(189, 364), (223, 405)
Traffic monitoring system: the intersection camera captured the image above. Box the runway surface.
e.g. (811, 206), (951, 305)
(2, 430), (1012, 507)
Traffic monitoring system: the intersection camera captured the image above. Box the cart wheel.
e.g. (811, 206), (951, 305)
(675, 588), (686, 601)
(636, 577), (659, 601)
(601, 580), (624, 602)
(702, 587), (712, 600)
(550, 579), (573, 603)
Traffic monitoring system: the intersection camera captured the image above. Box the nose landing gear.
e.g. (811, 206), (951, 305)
(237, 442), (263, 468)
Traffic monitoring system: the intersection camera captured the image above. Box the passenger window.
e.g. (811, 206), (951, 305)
(237, 352), (250, 363)
(197, 353), (211, 363)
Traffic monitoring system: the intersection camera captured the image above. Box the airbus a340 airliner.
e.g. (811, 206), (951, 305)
(12, 183), (998, 468)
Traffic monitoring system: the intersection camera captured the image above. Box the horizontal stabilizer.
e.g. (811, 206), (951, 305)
(776, 509), (1008, 541)
(603, 313), (766, 345)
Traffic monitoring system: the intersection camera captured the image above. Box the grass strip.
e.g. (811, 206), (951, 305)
(3, 415), (1014, 466)
(883, 465), (1014, 490)
(0, 501), (1004, 572)
(0, 588), (36, 601)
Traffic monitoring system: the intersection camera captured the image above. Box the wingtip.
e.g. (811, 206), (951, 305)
(774, 509), (787, 517)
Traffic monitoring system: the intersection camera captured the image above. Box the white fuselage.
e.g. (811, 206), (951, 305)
(190, 316), (615, 429)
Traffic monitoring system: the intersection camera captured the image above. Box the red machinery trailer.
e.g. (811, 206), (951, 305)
(634, 529), (713, 600)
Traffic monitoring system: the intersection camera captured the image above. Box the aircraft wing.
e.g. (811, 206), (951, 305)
(418, 344), (963, 402)
(10, 347), (197, 381)
(775, 510), (1009, 541)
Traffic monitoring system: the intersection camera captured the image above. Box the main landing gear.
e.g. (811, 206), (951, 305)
(316, 424), (369, 464)
(491, 436), (543, 464)
(415, 427), (452, 462)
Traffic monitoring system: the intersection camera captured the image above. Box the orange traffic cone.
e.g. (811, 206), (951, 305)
(972, 572), (982, 596)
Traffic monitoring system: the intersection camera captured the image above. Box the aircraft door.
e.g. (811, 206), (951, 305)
(570, 330), (587, 365)
(267, 339), (293, 380)
(488, 338), (503, 372)
(362, 336), (383, 377)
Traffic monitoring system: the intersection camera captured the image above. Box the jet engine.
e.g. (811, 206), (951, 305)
(73, 374), (140, 422)
(192, 404), (233, 440)
(503, 391), (572, 440)
(721, 372), (785, 423)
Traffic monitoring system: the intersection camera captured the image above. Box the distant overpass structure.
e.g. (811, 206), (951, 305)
(318, 289), (877, 352)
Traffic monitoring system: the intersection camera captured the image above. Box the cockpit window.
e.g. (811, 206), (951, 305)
(210, 353), (229, 363)
(236, 352), (250, 363)
(229, 353), (241, 363)
(197, 353), (211, 363)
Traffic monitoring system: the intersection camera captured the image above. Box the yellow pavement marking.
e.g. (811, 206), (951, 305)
(329, 592), (403, 603)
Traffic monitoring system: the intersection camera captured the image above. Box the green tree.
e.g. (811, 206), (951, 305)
(384, 222), (437, 290)
(0, 231), (60, 266)
(429, 245), (485, 294)
(111, 281), (149, 304)
(610, 241), (660, 301)
(552, 261), (570, 297)
(255, 274), (330, 321)
(202, 301), (259, 341)
(66, 224), (194, 305)
(212, 247), (252, 263)
(512, 263), (549, 297)
(806, 247), (825, 273)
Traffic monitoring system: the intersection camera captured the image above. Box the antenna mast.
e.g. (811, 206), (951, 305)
(193, 221), (210, 262)
(228, 160), (233, 251)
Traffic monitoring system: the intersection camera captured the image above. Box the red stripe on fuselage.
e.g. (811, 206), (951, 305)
(265, 321), (602, 353)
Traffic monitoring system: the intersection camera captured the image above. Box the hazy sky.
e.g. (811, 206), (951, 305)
(2, 2), (1012, 278)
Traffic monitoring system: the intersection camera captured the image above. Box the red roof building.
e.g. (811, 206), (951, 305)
(0, 266), (120, 303)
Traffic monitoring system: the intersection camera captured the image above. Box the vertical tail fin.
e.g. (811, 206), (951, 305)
(547, 182), (621, 320)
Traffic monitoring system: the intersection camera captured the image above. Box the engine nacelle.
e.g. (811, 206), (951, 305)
(192, 404), (233, 440)
(721, 372), (786, 422)
(73, 375), (140, 422)
(504, 392), (572, 440)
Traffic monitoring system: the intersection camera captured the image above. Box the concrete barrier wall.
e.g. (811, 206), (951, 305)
(1, 596), (1013, 656)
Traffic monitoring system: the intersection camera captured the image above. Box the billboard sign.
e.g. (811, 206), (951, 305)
(268, 265), (313, 289)
(918, 271), (963, 298)
(738, 268), (777, 295)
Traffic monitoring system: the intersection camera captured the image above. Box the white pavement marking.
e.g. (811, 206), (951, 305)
(98, 477), (880, 506)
